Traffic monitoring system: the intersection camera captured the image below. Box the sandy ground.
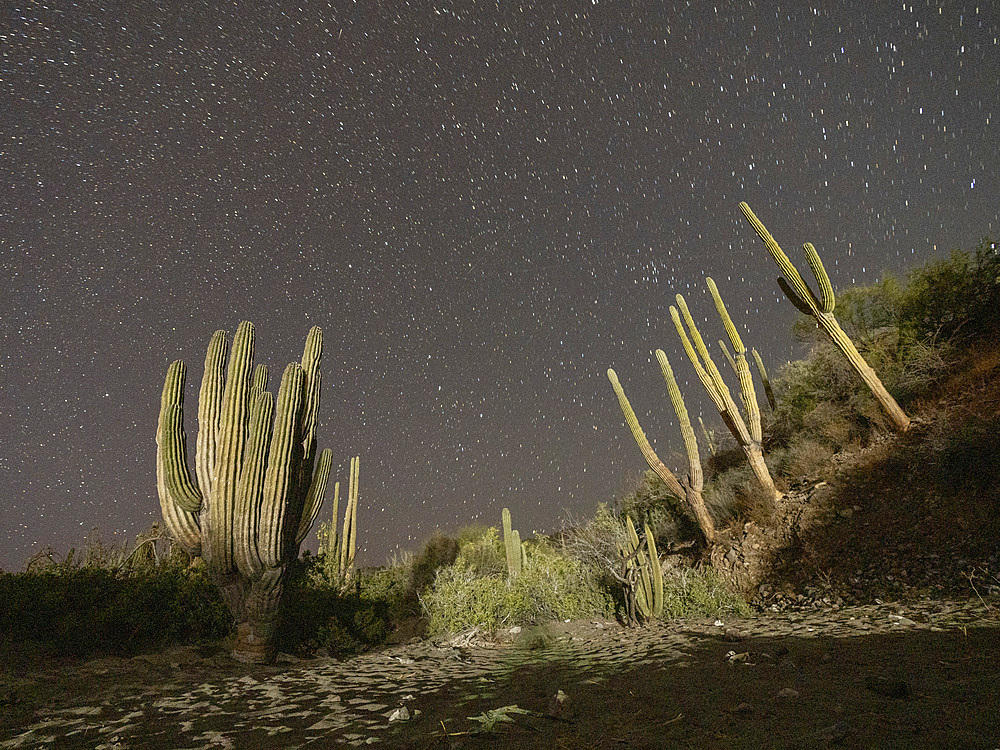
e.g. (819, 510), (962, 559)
(1, 598), (997, 749)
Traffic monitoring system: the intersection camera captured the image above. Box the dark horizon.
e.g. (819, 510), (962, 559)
(3, 1), (997, 571)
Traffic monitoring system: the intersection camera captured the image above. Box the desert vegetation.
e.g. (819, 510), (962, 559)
(1, 232), (997, 668)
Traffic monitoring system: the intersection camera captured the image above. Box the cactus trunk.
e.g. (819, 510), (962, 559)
(155, 322), (334, 663)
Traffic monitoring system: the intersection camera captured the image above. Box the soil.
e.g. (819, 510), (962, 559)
(2, 598), (997, 749)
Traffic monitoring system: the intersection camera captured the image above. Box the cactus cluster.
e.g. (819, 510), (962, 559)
(319, 455), (361, 588)
(620, 516), (663, 621)
(608, 351), (716, 544)
(739, 201), (910, 432)
(671, 281), (780, 500)
(156, 322), (333, 663)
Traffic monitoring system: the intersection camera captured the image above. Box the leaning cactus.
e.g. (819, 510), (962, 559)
(671, 285), (780, 500)
(156, 322), (333, 663)
(608, 356), (716, 544)
(739, 202), (910, 432)
(501, 507), (522, 578)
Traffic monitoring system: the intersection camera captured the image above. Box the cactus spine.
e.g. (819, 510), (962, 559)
(739, 202), (910, 432)
(671, 288), (780, 500)
(608, 356), (716, 544)
(156, 322), (333, 663)
(501, 507), (522, 578)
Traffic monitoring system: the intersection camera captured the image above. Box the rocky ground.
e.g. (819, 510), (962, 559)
(1, 597), (998, 749)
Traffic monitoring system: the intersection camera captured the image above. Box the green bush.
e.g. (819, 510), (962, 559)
(660, 565), (752, 618)
(422, 532), (612, 635)
(0, 562), (230, 659)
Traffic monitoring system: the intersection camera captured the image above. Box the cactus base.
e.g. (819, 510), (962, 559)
(232, 620), (278, 664)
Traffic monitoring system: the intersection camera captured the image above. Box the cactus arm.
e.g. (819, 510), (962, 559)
(669, 306), (726, 413)
(257, 363), (305, 569)
(739, 202), (823, 311)
(157, 361), (204, 514)
(295, 448), (332, 547)
(644, 523), (663, 618)
(708, 278), (763, 443)
(706, 278), (744, 352)
(511, 529), (522, 576)
(208, 321), (255, 573)
(752, 348), (778, 411)
(234, 391), (274, 578)
(196, 331), (228, 497)
(626, 516), (653, 618)
(339, 461), (354, 574)
(156, 360), (203, 553)
(296, 327), (323, 503)
(250, 364), (268, 403)
(674, 294), (732, 404)
(655, 350), (702, 492)
(607, 369), (686, 500)
(718, 339), (738, 375)
(803, 242), (836, 313)
(698, 416), (716, 455)
(502, 507), (518, 578)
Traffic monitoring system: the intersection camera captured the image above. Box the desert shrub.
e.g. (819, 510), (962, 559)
(660, 565), (752, 618)
(422, 532), (612, 634)
(278, 555), (391, 656)
(702, 464), (777, 527)
(779, 437), (835, 479)
(897, 240), (1000, 348)
(0, 561), (230, 659)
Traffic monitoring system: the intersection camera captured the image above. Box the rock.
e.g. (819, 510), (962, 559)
(838, 508), (854, 518)
(724, 628), (744, 642)
(776, 687), (800, 699)
(547, 689), (570, 719)
(725, 548), (739, 564)
(314, 647), (330, 658)
(509, 626), (522, 635)
(388, 707), (410, 722)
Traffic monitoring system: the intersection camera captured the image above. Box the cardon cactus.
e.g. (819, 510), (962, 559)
(739, 202), (910, 432)
(338, 455), (360, 584)
(156, 321), (333, 663)
(608, 357), (716, 545)
(671, 286), (780, 500)
(622, 516), (663, 620)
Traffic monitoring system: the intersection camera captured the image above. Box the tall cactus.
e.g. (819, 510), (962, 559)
(671, 285), (780, 500)
(608, 353), (716, 544)
(339, 455), (360, 583)
(501, 507), (522, 578)
(156, 322), (333, 663)
(739, 202), (910, 432)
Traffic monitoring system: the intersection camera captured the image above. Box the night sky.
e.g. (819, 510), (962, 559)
(2, 1), (997, 571)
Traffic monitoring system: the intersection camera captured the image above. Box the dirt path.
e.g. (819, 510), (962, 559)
(2, 599), (997, 749)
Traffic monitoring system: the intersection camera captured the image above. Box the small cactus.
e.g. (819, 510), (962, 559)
(751, 348), (778, 411)
(622, 516), (663, 621)
(501, 507), (522, 578)
(739, 202), (910, 432)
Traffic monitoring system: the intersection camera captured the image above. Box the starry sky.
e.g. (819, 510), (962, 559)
(2, 1), (997, 571)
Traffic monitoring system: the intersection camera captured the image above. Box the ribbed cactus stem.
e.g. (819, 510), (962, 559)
(672, 293), (779, 500)
(698, 416), (717, 455)
(656, 350), (716, 543)
(752, 348), (778, 411)
(626, 516), (654, 619)
(739, 202), (911, 432)
(644, 522), (663, 619)
(155, 322), (334, 663)
(339, 455), (360, 581)
(607, 369), (685, 500)
(502, 507), (521, 578)
(707, 278), (763, 444)
(719, 339), (738, 375)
